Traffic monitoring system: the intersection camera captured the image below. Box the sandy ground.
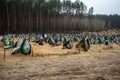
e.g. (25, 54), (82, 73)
(0, 41), (120, 80)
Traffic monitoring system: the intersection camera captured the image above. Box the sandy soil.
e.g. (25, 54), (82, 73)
(0, 41), (120, 80)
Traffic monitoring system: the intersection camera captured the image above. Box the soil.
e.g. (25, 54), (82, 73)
(0, 40), (120, 80)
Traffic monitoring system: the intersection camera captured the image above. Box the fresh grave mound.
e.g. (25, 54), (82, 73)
(0, 29), (120, 57)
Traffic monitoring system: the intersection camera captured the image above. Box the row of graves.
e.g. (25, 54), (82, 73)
(0, 33), (120, 60)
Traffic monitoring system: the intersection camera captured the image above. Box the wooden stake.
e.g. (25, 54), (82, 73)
(99, 44), (101, 53)
(4, 48), (5, 61)
(32, 49), (33, 57)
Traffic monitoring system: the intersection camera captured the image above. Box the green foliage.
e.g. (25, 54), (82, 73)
(11, 46), (20, 55)
(81, 38), (90, 51)
(4, 45), (13, 49)
(93, 39), (99, 44)
(4, 39), (10, 46)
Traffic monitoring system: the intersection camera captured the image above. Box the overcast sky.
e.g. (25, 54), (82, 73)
(71, 0), (120, 15)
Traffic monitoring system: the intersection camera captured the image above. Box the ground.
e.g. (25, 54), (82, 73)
(0, 41), (120, 80)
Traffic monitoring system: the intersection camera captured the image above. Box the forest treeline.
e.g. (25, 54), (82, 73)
(0, 0), (120, 34)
